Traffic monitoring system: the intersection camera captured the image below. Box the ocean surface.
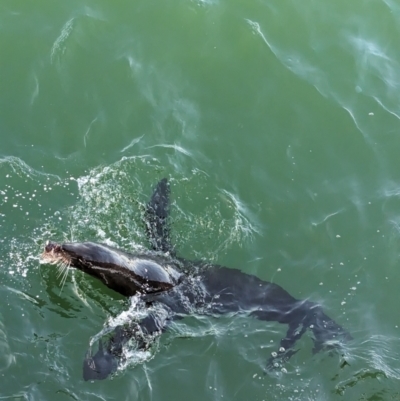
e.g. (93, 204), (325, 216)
(1, 0), (400, 399)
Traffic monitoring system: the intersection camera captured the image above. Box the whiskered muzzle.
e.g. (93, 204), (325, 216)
(41, 242), (70, 263)
(41, 242), (73, 291)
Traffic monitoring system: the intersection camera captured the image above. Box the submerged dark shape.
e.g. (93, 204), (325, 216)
(42, 178), (352, 381)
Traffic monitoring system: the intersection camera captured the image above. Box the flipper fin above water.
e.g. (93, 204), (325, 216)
(83, 339), (118, 381)
(83, 304), (174, 380)
(144, 178), (174, 255)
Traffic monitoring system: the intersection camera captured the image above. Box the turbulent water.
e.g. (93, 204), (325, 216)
(1, 0), (400, 399)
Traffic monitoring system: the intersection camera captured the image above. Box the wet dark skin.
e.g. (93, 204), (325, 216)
(43, 178), (351, 380)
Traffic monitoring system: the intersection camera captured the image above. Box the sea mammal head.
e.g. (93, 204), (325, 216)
(42, 241), (180, 296)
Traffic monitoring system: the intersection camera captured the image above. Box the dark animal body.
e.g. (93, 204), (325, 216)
(42, 178), (351, 380)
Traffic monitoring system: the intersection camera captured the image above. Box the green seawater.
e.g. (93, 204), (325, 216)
(1, 0), (400, 399)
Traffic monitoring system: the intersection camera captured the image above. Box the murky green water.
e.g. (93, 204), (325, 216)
(2, 0), (400, 399)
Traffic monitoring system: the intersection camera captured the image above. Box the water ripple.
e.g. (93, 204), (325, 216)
(50, 18), (75, 65)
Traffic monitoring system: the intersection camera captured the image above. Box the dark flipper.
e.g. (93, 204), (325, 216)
(83, 305), (173, 381)
(308, 306), (353, 354)
(144, 178), (174, 255)
(251, 300), (352, 370)
(265, 320), (306, 369)
(83, 338), (119, 381)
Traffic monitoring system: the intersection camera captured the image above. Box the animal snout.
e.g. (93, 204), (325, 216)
(45, 241), (61, 253)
